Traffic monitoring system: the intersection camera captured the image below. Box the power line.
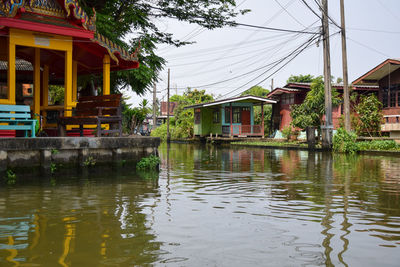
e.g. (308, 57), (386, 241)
(149, 4), (319, 35)
(167, 30), (314, 70)
(223, 33), (321, 98)
(375, 0), (400, 24)
(163, 31), (302, 59)
(232, 22), (317, 34)
(347, 27), (400, 35)
(300, 0), (322, 20)
(274, 0), (306, 28)
(347, 36), (391, 58)
(164, 33), (319, 93)
(312, 0), (340, 28)
(173, 31), (316, 80)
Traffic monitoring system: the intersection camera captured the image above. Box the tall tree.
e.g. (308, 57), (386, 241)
(152, 88), (213, 139)
(81, 0), (248, 95)
(241, 85), (269, 97)
(286, 74), (314, 84)
(353, 94), (383, 137)
(290, 76), (340, 131)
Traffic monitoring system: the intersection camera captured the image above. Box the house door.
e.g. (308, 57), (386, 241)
(241, 108), (251, 134)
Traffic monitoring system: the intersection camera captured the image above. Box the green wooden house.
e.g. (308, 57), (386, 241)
(185, 95), (276, 137)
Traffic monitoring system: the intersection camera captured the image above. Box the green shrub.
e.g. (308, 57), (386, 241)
(357, 140), (399, 151)
(281, 126), (292, 140)
(136, 155), (160, 170)
(83, 156), (96, 167)
(4, 169), (17, 185)
(151, 123), (169, 141)
(333, 128), (359, 154)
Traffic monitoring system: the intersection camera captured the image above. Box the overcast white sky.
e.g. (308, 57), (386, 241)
(124, 0), (400, 107)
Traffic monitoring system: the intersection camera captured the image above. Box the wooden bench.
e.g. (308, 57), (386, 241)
(0, 104), (36, 137)
(57, 94), (123, 137)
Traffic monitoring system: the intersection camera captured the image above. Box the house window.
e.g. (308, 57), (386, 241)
(242, 107), (250, 111)
(382, 87), (388, 108)
(390, 85), (396, 107)
(233, 107), (241, 123)
(281, 94), (294, 105)
(194, 109), (201, 124)
(213, 109), (220, 123)
(225, 107), (231, 123)
(397, 85), (400, 107)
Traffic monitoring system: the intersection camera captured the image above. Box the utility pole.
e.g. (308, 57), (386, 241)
(152, 82), (157, 130)
(340, 0), (351, 132)
(321, 0), (333, 149)
(167, 68), (171, 143)
(271, 78), (274, 91)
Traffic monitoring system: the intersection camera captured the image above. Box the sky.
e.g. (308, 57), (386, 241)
(124, 0), (400, 107)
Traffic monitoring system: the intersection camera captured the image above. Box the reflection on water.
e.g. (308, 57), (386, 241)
(1, 144), (400, 266)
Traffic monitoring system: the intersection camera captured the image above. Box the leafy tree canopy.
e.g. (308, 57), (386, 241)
(151, 88), (213, 140)
(353, 94), (383, 137)
(240, 85), (269, 97)
(286, 74), (314, 84)
(80, 0), (248, 95)
(290, 76), (340, 131)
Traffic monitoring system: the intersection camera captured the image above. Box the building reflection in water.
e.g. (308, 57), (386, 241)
(161, 145), (400, 266)
(2, 144), (400, 266)
(0, 166), (161, 266)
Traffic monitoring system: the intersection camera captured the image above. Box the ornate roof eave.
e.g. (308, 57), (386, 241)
(0, 1), (96, 31)
(92, 32), (139, 67)
(0, 0), (25, 18)
(63, 0), (95, 31)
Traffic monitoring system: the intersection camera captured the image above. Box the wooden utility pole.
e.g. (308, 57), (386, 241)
(271, 78), (274, 91)
(167, 68), (171, 143)
(152, 83), (157, 130)
(321, 0), (333, 149)
(340, 0), (351, 132)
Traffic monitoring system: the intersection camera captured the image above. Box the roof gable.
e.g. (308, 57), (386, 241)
(184, 95), (277, 110)
(0, 0), (96, 31)
(353, 59), (400, 85)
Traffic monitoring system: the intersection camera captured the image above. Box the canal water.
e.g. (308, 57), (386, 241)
(1, 143), (400, 266)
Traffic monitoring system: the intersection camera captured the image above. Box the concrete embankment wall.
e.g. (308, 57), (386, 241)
(0, 137), (160, 171)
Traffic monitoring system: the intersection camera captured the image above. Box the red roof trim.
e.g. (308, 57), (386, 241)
(285, 83), (311, 89)
(266, 88), (300, 98)
(352, 59), (400, 85)
(0, 17), (93, 38)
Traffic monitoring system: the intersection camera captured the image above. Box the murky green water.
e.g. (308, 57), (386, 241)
(1, 143), (400, 266)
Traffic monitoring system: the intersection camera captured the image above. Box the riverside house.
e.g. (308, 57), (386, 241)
(0, 0), (139, 136)
(184, 95), (276, 138)
(266, 82), (379, 132)
(353, 59), (400, 138)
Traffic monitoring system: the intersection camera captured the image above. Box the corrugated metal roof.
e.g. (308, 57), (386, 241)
(0, 59), (33, 71)
(184, 95), (276, 109)
(353, 59), (400, 85)
(287, 82), (378, 89)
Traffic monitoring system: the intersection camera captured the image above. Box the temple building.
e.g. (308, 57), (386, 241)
(0, 0), (139, 134)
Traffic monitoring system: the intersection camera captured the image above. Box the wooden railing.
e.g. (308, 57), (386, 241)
(222, 125), (264, 136)
(382, 115), (400, 131)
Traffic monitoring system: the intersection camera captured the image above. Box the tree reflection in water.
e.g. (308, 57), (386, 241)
(2, 144), (400, 266)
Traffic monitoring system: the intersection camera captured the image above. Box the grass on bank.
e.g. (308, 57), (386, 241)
(231, 141), (310, 148)
(232, 132), (400, 154)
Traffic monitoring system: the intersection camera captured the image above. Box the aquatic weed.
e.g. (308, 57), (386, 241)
(136, 155), (160, 170)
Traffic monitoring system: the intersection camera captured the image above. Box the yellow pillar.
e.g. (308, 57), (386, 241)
(34, 48), (41, 115)
(103, 54), (110, 95)
(43, 65), (49, 107)
(64, 49), (73, 116)
(42, 65), (49, 125)
(7, 40), (16, 104)
(72, 60), (78, 103)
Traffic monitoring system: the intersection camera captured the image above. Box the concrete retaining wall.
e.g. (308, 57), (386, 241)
(0, 137), (160, 171)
